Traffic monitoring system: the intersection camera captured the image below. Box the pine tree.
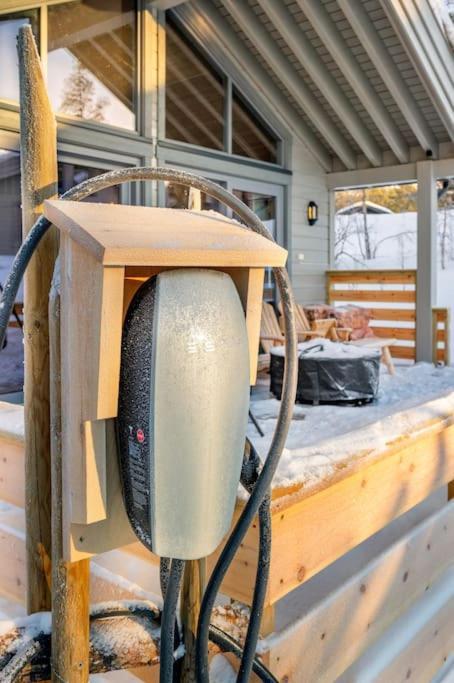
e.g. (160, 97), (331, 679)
(60, 62), (107, 122)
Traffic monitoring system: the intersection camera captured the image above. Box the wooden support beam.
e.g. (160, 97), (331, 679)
(221, 0), (356, 170)
(17, 24), (59, 616)
(337, 0), (439, 157)
(380, 0), (454, 143)
(256, 0), (383, 167)
(416, 161), (438, 362)
(297, 0), (409, 164)
(177, 0), (333, 171)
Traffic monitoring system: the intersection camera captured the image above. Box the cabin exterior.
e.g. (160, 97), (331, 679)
(0, 0), (452, 362)
(0, 1), (454, 681)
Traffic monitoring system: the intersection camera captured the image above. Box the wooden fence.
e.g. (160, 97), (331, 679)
(326, 270), (450, 364)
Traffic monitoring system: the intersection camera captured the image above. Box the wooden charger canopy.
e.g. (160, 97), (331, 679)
(43, 199), (287, 562)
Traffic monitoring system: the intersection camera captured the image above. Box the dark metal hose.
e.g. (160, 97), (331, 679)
(159, 559), (185, 683)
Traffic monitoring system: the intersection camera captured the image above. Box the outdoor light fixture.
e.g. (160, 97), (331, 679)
(307, 200), (318, 226)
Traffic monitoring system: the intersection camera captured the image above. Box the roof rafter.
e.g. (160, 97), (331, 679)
(380, 0), (454, 142)
(297, 0), (409, 165)
(179, 0), (333, 171)
(220, 0), (357, 170)
(337, 0), (439, 158)
(256, 0), (382, 167)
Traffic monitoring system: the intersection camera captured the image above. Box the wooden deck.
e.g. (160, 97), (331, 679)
(0, 399), (453, 681)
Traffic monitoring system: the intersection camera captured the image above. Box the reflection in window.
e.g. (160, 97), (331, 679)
(233, 190), (277, 296)
(0, 11), (39, 103)
(232, 89), (278, 164)
(59, 163), (120, 204)
(0, 149), (23, 396)
(48, 0), (136, 130)
(0, 150), (22, 257)
(165, 17), (224, 150)
(165, 181), (225, 213)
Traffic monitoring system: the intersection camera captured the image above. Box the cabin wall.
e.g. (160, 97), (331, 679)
(289, 138), (330, 305)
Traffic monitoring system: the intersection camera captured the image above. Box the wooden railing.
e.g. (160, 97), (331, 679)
(433, 307), (450, 366)
(327, 270), (451, 364)
(327, 269), (417, 360)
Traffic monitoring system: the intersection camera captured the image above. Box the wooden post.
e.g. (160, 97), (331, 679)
(416, 161), (437, 363)
(49, 265), (90, 682)
(18, 25), (59, 614)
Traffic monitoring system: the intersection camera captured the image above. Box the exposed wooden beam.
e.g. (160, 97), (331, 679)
(178, 0), (333, 171)
(327, 155), (454, 189)
(256, 0), (382, 167)
(337, 0), (439, 157)
(380, 0), (454, 142)
(148, 0), (188, 8)
(219, 0), (357, 169)
(416, 161), (438, 362)
(297, 0), (409, 164)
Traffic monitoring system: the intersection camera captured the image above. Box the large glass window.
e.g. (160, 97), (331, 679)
(165, 14), (281, 164)
(165, 180), (225, 213)
(58, 163), (120, 203)
(232, 89), (278, 164)
(47, 0), (136, 130)
(0, 149), (21, 257)
(0, 11), (39, 103)
(0, 149), (23, 397)
(165, 17), (224, 150)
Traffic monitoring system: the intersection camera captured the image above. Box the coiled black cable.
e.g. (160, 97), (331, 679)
(0, 167), (297, 683)
(159, 559), (185, 683)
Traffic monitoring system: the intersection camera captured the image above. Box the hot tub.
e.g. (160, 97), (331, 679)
(270, 339), (381, 405)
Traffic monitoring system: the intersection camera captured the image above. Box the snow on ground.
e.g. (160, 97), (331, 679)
(209, 654), (237, 683)
(248, 362), (454, 496)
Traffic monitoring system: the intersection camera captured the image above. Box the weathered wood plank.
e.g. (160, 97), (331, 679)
(370, 326), (415, 341)
(326, 269), (416, 284)
(368, 308), (416, 322)
(337, 567), (454, 683)
(329, 289), (416, 303)
(266, 420), (454, 604)
(49, 269), (90, 682)
(263, 503), (454, 682)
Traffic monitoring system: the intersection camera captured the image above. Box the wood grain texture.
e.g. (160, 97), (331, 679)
(43, 200), (288, 267)
(264, 503), (454, 682)
(60, 236), (125, 527)
(49, 268), (90, 682)
(18, 24), (59, 615)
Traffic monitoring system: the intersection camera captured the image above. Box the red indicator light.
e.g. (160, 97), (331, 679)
(136, 429), (145, 443)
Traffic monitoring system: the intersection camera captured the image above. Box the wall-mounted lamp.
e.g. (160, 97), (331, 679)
(307, 201), (318, 226)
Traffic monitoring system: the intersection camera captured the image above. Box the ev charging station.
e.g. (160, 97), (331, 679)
(43, 198), (288, 562)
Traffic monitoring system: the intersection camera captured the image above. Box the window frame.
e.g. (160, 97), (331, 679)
(164, 11), (284, 167)
(0, 0), (142, 136)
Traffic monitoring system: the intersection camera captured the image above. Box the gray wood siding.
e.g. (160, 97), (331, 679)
(288, 139), (330, 304)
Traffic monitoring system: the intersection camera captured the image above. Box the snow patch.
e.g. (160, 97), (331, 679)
(248, 363), (454, 496)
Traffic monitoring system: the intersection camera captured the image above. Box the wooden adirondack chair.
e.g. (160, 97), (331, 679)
(278, 301), (396, 374)
(258, 302), (333, 373)
(277, 301), (347, 341)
